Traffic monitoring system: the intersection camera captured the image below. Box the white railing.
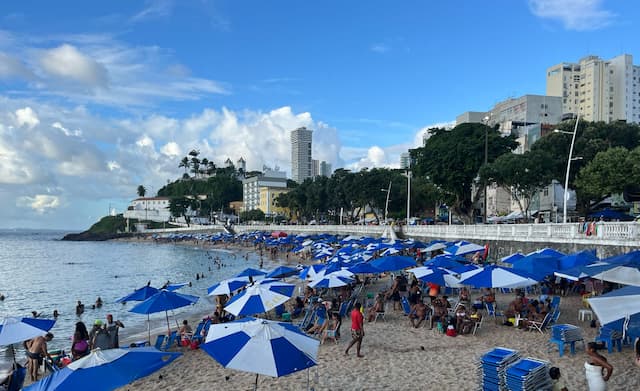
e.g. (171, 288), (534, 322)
(140, 222), (640, 246)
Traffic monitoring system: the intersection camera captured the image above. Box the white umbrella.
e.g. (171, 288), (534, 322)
(308, 273), (354, 288)
(224, 281), (295, 316)
(587, 286), (640, 326)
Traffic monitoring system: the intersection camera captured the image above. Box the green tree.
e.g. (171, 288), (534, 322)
(179, 157), (190, 175)
(574, 146), (640, 203)
(137, 185), (147, 197)
(411, 123), (518, 223)
(169, 197), (194, 226)
(240, 209), (265, 222)
(481, 149), (554, 216)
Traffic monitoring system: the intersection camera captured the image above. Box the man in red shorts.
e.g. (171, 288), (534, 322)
(345, 302), (364, 358)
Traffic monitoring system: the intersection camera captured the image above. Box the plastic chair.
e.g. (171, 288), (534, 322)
(153, 334), (166, 350)
(401, 297), (412, 316)
(190, 321), (206, 344)
(484, 302), (504, 318)
(595, 327), (623, 354)
(374, 302), (386, 323)
(472, 315), (484, 336)
(7, 364), (26, 391)
(162, 331), (179, 350)
(528, 312), (552, 334)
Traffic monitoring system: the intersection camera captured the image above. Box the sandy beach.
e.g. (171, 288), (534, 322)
(119, 288), (640, 391)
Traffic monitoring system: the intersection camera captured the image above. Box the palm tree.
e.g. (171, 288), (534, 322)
(179, 157), (190, 175)
(201, 158), (209, 177)
(137, 185), (147, 197)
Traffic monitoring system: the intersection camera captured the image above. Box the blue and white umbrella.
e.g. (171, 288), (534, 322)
(444, 241), (485, 256)
(202, 317), (319, 385)
(458, 265), (539, 288)
(587, 285), (640, 326)
(130, 290), (199, 342)
(116, 285), (160, 303)
(407, 267), (456, 286)
(501, 252), (525, 265)
(236, 268), (268, 278)
(0, 317), (56, 346)
(266, 266), (299, 279)
(369, 255), (416, 272)
(224, 281), (295, 316)
(308, 273), (354, 288)
(348, 262), (381, 274)
(208, 277), (250, 296)
(298, 264), (325, 280)
(24, 347), (181, 391)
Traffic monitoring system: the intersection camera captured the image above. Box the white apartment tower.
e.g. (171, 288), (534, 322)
(291, 127), (313, 183)
(546, 54), (640, 123)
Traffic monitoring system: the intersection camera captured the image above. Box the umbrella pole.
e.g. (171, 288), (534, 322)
(147, 314), (151, 344)
(10, 344), (16, 364)
(254, 373), (259, 391)
(165, 311), (171, 336)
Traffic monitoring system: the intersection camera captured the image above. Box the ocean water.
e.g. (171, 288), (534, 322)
(0, 229), (278, 362)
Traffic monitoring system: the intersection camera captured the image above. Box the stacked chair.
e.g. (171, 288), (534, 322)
(504, 357), (552, 391)
(478, 347), (520, 390)
(549, 324), (585, 357)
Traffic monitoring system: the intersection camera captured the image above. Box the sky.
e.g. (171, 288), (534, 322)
(1, 0), (639, 230)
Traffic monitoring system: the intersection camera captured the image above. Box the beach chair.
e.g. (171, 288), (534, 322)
(472, 315), (484, 335)
(162, 331), (179, 350)
(550, 296), (560, 310)
(190, 321), (205, 344)
(338, 300), (351, 319)
(274, 304), (286, 318)
(484, 302), (504, 319)
(321, 321), (340, 345)
(528, 312), (552, 334)
(7, 363), (26, 391)
(550, 308), (561, 325)
(374, 302), (386, 323)
(154, 334), (166, 350)
(401, 297), (412, 316)
(595, 327), (623, 354)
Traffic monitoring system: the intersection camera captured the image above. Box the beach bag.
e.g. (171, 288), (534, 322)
(190, 340), (200, 350)
(446, 325), (457, 337)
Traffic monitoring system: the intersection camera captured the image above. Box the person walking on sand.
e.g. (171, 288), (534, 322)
(345, 302), (364, 358)
(585, 342), (613, 390)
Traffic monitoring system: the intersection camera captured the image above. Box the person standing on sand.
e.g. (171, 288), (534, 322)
(585, 342), (613, 390)
(345, 302), (364, 358)
(24, 333), (53, 381)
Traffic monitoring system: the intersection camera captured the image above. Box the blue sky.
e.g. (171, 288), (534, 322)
(0, 0), (639, 229)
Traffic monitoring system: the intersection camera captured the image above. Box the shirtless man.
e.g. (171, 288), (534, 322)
(409, 300), (429, 328)
(24, 333), (53, 381)
(430, 296), (448, 330)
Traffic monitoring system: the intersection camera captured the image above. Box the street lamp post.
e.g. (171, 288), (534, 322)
(482, 116), (490, 224)
(404, 170), (412, 225)
(380, 181), (392, 223)
(555, 115), (580, 224)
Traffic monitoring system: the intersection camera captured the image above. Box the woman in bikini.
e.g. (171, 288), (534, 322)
(584, 342), (613, 390)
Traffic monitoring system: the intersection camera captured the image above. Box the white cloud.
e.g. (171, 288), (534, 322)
(413, 120), (455, 147)
(52, 121), (82, 137)
(370, 43), (390, 54)
(15, 107), (40, 128)
(17, 194), (61, 213)
(529, 0), (615, 30)
(107, 161), (120, 171)
(161, 141), (181, 157)
(131, 0), (174, 23)
(39, 44), (109, 87)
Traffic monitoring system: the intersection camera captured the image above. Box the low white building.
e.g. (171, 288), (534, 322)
(123, 197), (172, 222)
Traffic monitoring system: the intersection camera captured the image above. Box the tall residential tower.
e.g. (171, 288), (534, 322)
(291, 127), (313, 183)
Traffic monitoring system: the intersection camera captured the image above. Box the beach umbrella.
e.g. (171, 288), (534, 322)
(130, 290), (199, 342)
(589, 263), (640, 287)
(444, 241), (485, 256)
(298, 264), (325, 280)
(526, 248), (565, 258)
(407, 267), (455, 286)
(207, 278), (250, 296)
(115, 285), (160, 303)
(347, 262), (382, 274)
(558, 249), (598, 270)
(553, 261), (610, 281)
(0, 317), (56, 346)
(224, 281), (295, 317)
(266, 266), (299, 279)
(501, 252), (525, 265)
(512, 256), (560, 280)
(369, 255), (416, 272)
(308, 273), (354, 289)
(380, 247), (400, 256)
(202, 317), (319, 389)
(424, 254), (465, 269)
(587, 285), (640, 326)
(236, 268), (268, 278)
(421, 241), (447, 253)
(458, 265), (539, 288)
(24, 347), (181, 391)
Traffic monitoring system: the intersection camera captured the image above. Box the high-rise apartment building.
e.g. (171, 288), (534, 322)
(291, 127), (313, 183)
(400, 152), (411, 169)
(546, 54), (640, 123)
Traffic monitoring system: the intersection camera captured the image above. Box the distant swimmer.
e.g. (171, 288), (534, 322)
(0, 293), (4, 301)
(95, 297), (103, 308)
(76, 301), (85, 315)
(31, 311), (42, 318)
(53, 309), (59, 318)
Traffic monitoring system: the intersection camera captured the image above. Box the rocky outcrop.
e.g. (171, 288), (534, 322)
(61, 231), (133, 241)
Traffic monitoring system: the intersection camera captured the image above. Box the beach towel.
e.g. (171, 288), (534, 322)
(584, 362), (606, 391)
